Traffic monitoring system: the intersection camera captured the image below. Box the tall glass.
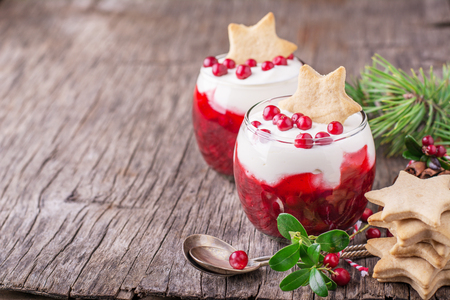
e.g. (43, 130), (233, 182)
(234, 96), (376, 237)
(192, 55), (301, 177)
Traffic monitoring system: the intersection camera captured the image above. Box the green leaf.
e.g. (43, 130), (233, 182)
(420, 154), (428, 162)
(320, 272), (337, 291)
(306, 244), (321, 265)
(316, 230), (350, 253)
(438, 157), (450, 170)
(405, 135), (423, 156)
(279, 269), (310, 291)
(297, 262), (313, 269)
(299, 243), (315, 266)
(309, 267), (328, 297)
(277, 213), (308, 240)
(402, 150), (420, 161)
(269, 243), (300, 272)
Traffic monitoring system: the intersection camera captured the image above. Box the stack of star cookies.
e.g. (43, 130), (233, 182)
(364, 171), (450, 299)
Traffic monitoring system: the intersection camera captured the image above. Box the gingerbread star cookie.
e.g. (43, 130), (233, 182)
(369, 211), (450, 248)
(278, 65), (362, 124)
(390, 240), (450, 269)
(226, 12), (297, 65)
(366, 238), (450, 288)
(365, 171), (450, 227)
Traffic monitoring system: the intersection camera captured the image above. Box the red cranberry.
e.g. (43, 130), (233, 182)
(287, 53), (294, 60)
(366, 228), (381, 240)
(291, 113), (304, 123)
(315, 131), (332, 145)
(259, 129), (271, 143)
(223, 58), (236, 69)
(245, 59), (257, 67)
(261, 61), (274, 71)
(272, 113), (287, 125)
(294, 133), (313, 149)
(361, 208), (373, 222)
(236, 64), (252, 79)
(437, 145), (447, 157)
(331, 268), (351, 286)
(203, 56), (218, 67)
(229, 250), (248, 270)
(273, 55), (288, 66)
(263, 105), (281, 121)
(277, 117), (294, 131)
(251, 120), (261, 128)
(426, 144), (437, 156)
(422, 135), (434, 146)
(327, 121), (344, 135)
(212, 63), (228, 77)
(296, 116), (312, 130)
(323, 253), (339, 268)
(386, 229), (394, 237)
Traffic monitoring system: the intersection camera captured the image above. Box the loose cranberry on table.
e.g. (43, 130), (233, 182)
(273, 55), (288, 66)
(323, 253), (339, 268)
(328, 121), (344, 135)
(223, 58), (236, 69)
(263, 105), (281, 120)
(291, 112), (304, 123)
(296, 115), (312, 130)
(361, 208), (373, 222)
(437, 145), (447, 157)
(294, 133), (313, 149)
(229, 250), (248, 270)
(261, 61), (274, 71)
(366, 227), (381, 240)
(331, 268), (351, 286)
(203, 56), (218, 67)
(287, 53), (294, 60)
(276, 116), (293, 131)
(236, 64), (252, 79)
(272, 113), (286, 125)
(422, 135), (434, 146)
(212, 63), (228, 77)
(251, 120), (261, 128)
(315, 131), (332, 146)
(245, 58), (257, 67)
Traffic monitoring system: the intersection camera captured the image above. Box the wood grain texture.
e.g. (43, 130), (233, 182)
(0, 0), (449, 299)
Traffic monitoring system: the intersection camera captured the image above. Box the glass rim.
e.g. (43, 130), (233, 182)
(199, 54), (302, 87)
(243, 95), (368, 144)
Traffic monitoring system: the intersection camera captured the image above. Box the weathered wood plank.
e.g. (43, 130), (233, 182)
(0, 0), (449, 299)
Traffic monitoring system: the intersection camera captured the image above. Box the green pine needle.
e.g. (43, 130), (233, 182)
(346, 54), (450, 157)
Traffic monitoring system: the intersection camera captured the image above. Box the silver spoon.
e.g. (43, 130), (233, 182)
(182, 234), (369, 277)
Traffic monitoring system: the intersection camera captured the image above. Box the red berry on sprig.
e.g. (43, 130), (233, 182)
(331, 268), (351, 286)
(422, 135), (434, 146)
(229, 250), (248, 270)
(366, 227), (381, 240)
(361, 208), (373, 223)
(425, 144), (437, 156)
(323, 253), (339, 268)
(437, 145), (447, 157)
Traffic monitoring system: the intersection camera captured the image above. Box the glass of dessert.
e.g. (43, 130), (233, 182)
(193, 12), (303, 177)
(234, 65), (376, 238)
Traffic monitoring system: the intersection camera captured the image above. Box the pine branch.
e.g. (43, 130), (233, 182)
(346, 54), (450, 157)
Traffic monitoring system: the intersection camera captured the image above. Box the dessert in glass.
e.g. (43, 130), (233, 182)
(234, 65), (376, 237)
(192, 12), (302, 177)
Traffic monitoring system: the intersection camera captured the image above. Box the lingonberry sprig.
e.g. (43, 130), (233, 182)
(269, 213), (363, 297)
(402, 134), (450, 170)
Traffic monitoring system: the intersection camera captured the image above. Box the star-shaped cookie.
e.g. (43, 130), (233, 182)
(226, 12), (297, 64)
(278, 65), (362, 124)
(367, 238), (450, 299)
(365, 171), (450, 227)
(369, 211), (450, 248)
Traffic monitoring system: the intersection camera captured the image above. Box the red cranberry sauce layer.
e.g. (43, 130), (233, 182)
(192, 86), (243, 176)
(234, 144), (376, 237)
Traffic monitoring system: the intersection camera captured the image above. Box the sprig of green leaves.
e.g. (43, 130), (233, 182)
(269, 214), (350, 297)
(403, 135), (450, 170)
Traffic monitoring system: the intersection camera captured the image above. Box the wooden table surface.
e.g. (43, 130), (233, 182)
(0, 0), (449, 299)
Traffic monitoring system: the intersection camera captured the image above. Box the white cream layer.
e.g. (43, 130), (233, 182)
(236, 109), (376, 187)
(197, 57), (302, 115)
